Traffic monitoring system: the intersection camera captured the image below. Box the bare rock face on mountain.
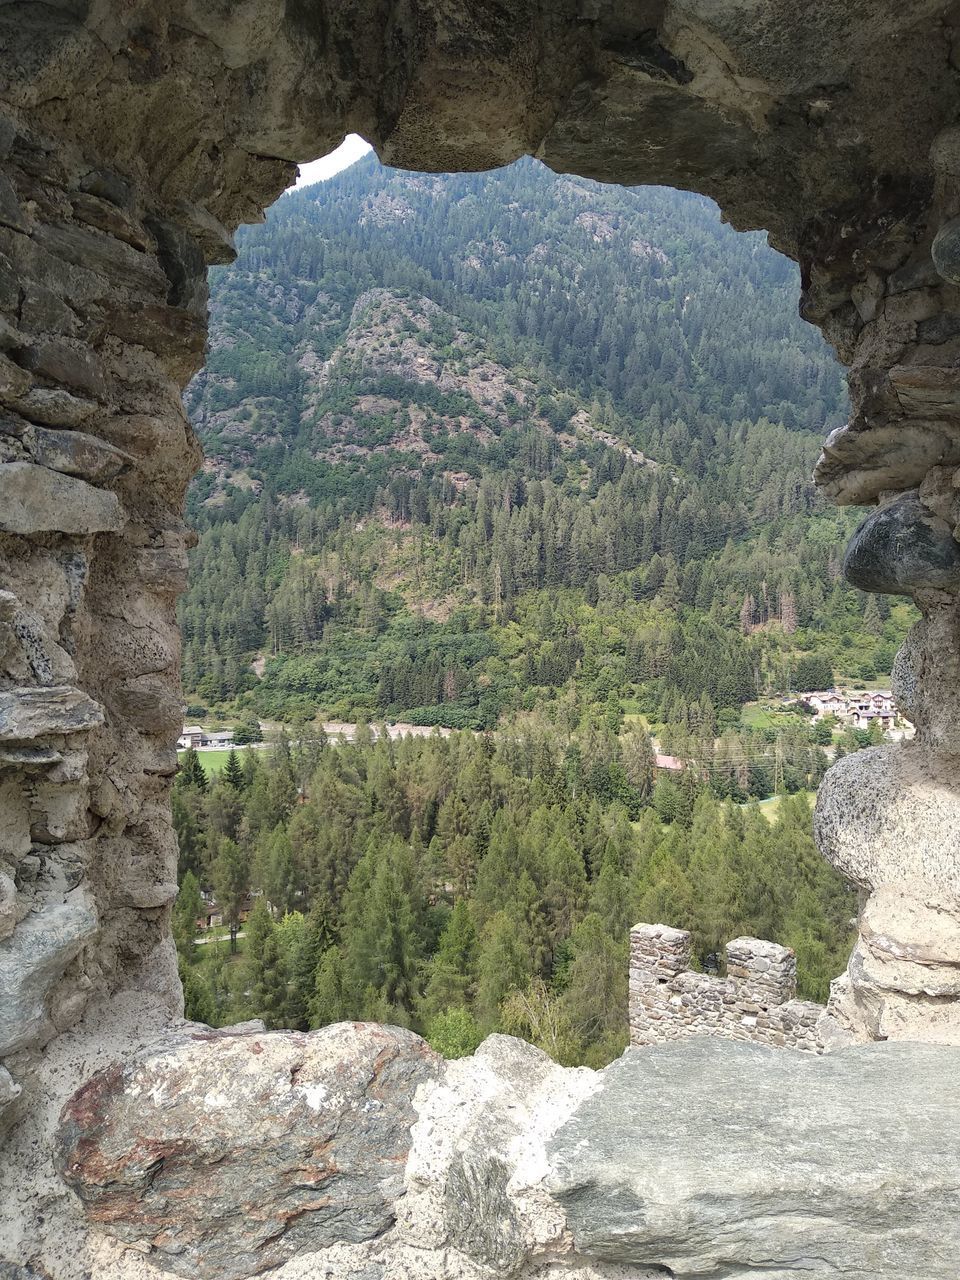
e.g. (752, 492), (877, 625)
(3, 1), (960, 1276)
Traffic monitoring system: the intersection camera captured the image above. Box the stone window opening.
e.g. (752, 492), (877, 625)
(2, 5), (960, 1278)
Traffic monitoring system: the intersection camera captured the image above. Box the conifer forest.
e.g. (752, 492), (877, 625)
(174, 156), (906, 1062)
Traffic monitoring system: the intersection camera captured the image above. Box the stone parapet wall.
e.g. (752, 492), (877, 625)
(629, 923), (825, 1053)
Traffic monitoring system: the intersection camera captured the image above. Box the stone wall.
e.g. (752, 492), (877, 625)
(0, 117), (211, 1131)
(629, 923), (825, 1053)
(47, 1024), (960, 1280)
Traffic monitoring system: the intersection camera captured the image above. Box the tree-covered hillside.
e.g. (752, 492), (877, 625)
(181, 156), (910, 740)
(174, 156), (898, 1063)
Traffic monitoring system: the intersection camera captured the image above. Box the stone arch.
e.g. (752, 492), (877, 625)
(3, 4), (960, 1276)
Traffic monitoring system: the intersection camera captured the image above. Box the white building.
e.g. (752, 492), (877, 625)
(177, 725), (205, 749)
(177, 726), (236, 750)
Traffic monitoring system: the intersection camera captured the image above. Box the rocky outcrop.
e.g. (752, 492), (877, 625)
(0, 890), (97, 1057)
(50, 1027), (960, 1280)
(843, 491), (960, 596)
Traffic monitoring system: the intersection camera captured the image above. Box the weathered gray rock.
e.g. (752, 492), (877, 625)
(932, 215), (960, 285)
(861, 882), (960, 967)
(814, 421), (960, 505)
(0, 1064), (22, 1112)
(930, 126), (960, 177)
(17, 338), (106, 400)
(24, 424), (132, 482)
(0, 172), (28, 233)
(547, 1039), (960, 1279)
(69, 192), (152, 252)
(400, 1034), (598, 1273)
(891, 626), (921, 723)
(32, 224), (167, 299)
(815, 745), (960, 900)
(843, 491), (960, 596)
(0, 888), (98, 1054)
(12, 386), (97, 427)
(889, 365), (960, 417)
(0, 686), (103, 741)
(96, 302), (207, 382)
(111, 674), (184, 735)
(0, 869), (16, 940)
(0, 461), (122, 534)
(56, 1023), (443, 1280)
(0, 351), (31, 403)
(849, 935), (960, 999)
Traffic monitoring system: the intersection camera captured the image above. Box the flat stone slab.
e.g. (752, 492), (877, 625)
(0, 460), (122, 534)
(0, 686), (104, 741)
(56, 1023), (443, 1280)
(547, 1038), (960, 1279)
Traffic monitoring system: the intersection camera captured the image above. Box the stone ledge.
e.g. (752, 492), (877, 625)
(547, 1039), (960, 1279)
(50, 1030), (960, 1280)
(56, 1023), (443, 1280)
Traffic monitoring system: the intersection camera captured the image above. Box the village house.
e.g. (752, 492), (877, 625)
(177, 725), (236, 750)
(196, 891), (255, 932)
(654, 751), (685, 775)
(803, 691), (847, 718)
(177, 725), (205, 750)
(847, 691), (896, 731)
(794, 689), (900, 731)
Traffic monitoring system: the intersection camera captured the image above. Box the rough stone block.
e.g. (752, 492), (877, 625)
(17, 338), (105, 400)
(547, 1039), (960, 1278)
(933, 216), (960, 285)
(815, 745), (960, 898)
(889, 364), (960, 415)
(843, 490), (960, 596)
(814, 420), (960, 505)
(56, 1023), (443, 1280)
(861, 882), (960, 967)
(0, 888), (97, 1055)
(25, 424), (132, 482)
(0, 869), (17, 941)
(0, 461), (122, 534)
(0, 350), (32, 402)
(33, 222), (167, 298)
(0, 686), (103, 740)
(0, 776), (31, 861)
(12, 387), (97, 427)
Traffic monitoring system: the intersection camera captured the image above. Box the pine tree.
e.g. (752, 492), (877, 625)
(180, 748), (208, 793)
(211, 837), (250, 953)
(475, 908), (533, 1029)
(240, 898), (290, 1028)
(311, 947), (348, 1027)
(172, 870), (203, 960)
(421, 899), (478, 1021)
(223, 749), (245, 791)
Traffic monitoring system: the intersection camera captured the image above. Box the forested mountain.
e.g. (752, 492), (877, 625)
(181, 155), (907, 740)
(174, 156), (898, 1061)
